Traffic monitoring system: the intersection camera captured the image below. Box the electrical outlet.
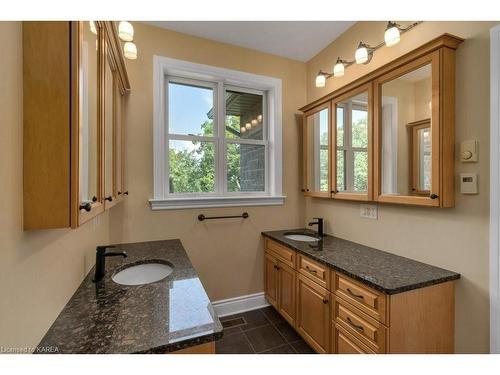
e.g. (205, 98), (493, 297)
(360, 204), (378, 219)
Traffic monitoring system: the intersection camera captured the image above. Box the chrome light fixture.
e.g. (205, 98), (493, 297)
(118, 21), (134, 42)
(314, 21), (422, 87)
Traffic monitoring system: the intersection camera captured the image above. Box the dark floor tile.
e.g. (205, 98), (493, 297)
(261, 306), (285, 323)
(244, 325), (286, 353)
(274, 321), (301, 343)
(222, 325), (242, 337)
(260, 344), (296, 354)
(216, 332), (254, 354)
(234, 309), (270, 331)
(290, 339), (315, 354)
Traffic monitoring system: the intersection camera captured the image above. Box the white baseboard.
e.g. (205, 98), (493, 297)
(212, 292), (270, 317)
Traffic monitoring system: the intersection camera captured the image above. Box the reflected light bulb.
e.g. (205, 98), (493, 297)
(245, 123), (252, 130)
(118, 21), (134, 42)
(257, 114), (263, 122)
(240, 127), (246, 133)
(251, 119), (258, 126)
(89, 21), (97, 35)
(124, 42), (137, 60)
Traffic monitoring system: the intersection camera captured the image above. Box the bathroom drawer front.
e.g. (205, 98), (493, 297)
(266, 239), (296, 268)
(334, 297), (387, 353)
(333, 323), (376, 354)
(298, 254), (329, 288)
(333, 272), (387, 324)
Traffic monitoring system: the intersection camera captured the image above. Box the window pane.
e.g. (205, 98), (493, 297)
(225, 90), (264, 140)
(320, 109), (328, 146)
(168, 81), (214, 136)
(352, 109), (368, 148)
(169, 140), (215, 193)
(337, 150), (345, 191)
(418, 127), (432, 191)
(320, 148), (328, 192)
(336, 107), (344, 147)
(227, 143), (265, 192)
(353, 151), (368, 192)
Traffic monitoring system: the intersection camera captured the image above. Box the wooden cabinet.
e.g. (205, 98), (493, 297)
(23, 21), (130, 229)
(295, 273), (330, 353)
(299, 34), (463, 207)
(263, 238), (456, 354)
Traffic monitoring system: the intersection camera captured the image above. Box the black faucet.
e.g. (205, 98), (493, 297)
(308, 217), (324, 237)
(93, 245), (127, 282)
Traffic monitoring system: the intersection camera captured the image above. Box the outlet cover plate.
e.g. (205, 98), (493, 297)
(360, 204), (378, 219)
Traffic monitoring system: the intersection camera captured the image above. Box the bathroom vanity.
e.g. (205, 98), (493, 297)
(37, 240), (222, 354)
(262, 230), (460, 354)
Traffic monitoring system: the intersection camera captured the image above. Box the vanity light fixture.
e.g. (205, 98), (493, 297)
(315, 21), (422, 87)
(118, 21), (134, 42)
(123, 41), (137, 60)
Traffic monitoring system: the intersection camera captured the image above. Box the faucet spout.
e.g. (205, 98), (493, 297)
(308, 218), (324, 237)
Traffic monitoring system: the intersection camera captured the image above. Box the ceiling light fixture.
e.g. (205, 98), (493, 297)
(315, 21), (422, 87)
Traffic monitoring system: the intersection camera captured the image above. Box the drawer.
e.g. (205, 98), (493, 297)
(333, 323), (376, 354)
(266, 239), (296, 268)
(334, 296), (387, 353)
(298, 254), (329, 288)
(333, 271), (387, 324)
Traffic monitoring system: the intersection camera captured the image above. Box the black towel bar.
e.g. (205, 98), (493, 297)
(198, 212), (249, 221)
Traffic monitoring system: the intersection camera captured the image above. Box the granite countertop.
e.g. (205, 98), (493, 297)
(262, 229), (460, 295)
(37, 240), (223, 354)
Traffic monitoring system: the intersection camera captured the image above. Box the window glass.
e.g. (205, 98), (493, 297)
(227, 143), (265, 192)
(225, 90), (264, 141)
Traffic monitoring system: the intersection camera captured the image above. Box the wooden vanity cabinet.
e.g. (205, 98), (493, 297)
(264, 238), (456, 354)
(23, 21), (130, 229)
(299, 34), (463, 208)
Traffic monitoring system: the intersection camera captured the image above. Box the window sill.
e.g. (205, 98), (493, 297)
(149, 196), (286, 210)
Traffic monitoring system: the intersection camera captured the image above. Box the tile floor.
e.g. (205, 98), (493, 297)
(216, 307), (315, 354)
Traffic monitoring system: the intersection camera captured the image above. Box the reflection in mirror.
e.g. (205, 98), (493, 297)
(381, 63), (432, 196)
(306, 108), (329, 193)
(79, 21), (99, 205)
(335, 92), (368, 193)
(104, 48), (114, 199)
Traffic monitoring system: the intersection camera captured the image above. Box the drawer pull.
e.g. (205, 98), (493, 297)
(346, 317), (364, 332)
(305, 265), (317, 274)
(323, 298), (329, 304)
(346, 287), (365, 300)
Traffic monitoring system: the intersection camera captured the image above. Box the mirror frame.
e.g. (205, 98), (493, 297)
(302, 102), (332, 198)
(373, 51), (440, 207)
(331, 81), (373, 201)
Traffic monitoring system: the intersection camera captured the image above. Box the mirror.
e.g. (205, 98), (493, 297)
(114, 83), (123, 196)
(79, 21), (99, 206)
(380, 63), (432, 196)
(104, 43), (114, 201)
(305, 107), (329, 193)
(335, 91), (369, 193)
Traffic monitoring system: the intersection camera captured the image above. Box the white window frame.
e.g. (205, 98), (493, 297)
(150, 56), (284, 210)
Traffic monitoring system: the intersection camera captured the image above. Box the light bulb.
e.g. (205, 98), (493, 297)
(89, 21), (97, 35)
(123, 42), (137, 60)
(315, 74), (326, 88)
(333, 59), (345, 77)
(355, 42), (369, 64)
(384, 22), (401, 47)
(257, 114), (263, 122)
(245, 123), (252, 130)
(240, 127), (246, 133)
(118, 21), (134, 42)
(251, 119), (258, 126)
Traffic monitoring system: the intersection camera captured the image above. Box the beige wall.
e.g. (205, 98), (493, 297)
(306, 21), (497, 353)
(0, 22), (112, 349)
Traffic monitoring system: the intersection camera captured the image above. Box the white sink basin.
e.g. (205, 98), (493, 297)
(284, 233), (320, 242)
(112, 262), (173, 286)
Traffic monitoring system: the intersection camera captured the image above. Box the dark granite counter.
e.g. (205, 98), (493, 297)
(262, 229), (460, 295)
(37, 240), (223, 354)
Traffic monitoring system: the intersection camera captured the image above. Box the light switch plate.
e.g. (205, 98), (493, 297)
(460, 140), (478, 162)
(360, 204), (378, 219)
(460, 173), (478, 194)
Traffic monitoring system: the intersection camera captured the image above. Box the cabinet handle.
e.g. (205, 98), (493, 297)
(105, 196), (113, 202)
(322, 298), (329, 304)
(430, 193), (439, 199)
(346, 316), (365, 332)
(117, 191), (122, 195)
(346, 287), (364, 300)
(79, 202), (92, 212)
(92, 196), (97, 202)
(301, 189), (306, 192)
(124, 191), (129, 195)
(305, 266), (317, 274)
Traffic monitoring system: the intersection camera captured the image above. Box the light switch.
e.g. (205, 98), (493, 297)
(460, 173), (478, 194)
(460, 140), (478, 162)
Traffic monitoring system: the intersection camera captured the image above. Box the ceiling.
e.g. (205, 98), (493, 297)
(143, 21), (356, 62)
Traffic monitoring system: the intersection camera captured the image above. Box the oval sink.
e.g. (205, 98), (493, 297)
(112, 262), (173, 286)
(284, 232), (320, 242)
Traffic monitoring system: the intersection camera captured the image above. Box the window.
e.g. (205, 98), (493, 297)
(151, 56), (283, 209)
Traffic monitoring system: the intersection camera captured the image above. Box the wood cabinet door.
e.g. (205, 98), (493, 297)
(265, 253), (279, 308)
(296, 274), (330, 353)
(278, 262), (296, 326)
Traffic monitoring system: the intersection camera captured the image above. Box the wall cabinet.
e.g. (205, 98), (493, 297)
(300, 34), (463, 207)
(23, 21), (130, 229)
(264, 238), (455, 354)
